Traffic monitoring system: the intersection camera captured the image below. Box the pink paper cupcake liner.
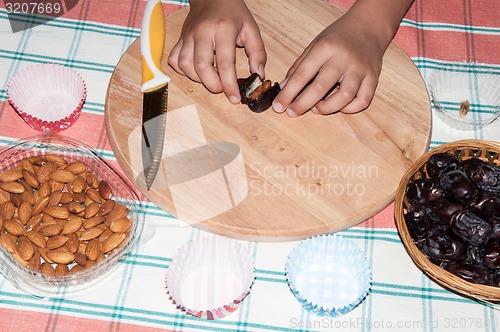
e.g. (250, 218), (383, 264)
(165, 236), (255, 320)
(6, 63), (87, 132)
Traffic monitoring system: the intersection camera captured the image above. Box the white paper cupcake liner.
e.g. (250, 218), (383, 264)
(165, 236), (255, 320)
(6, 63), (87, 132)
(285, 234), (371, 317)
(427, 66), (500, 130)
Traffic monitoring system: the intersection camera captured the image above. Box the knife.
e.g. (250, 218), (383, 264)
(140, 0), (170, 190)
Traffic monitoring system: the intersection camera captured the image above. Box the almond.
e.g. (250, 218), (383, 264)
(0, 181), (25, 194)
(47, 190), (63, 207)
(109, 218), (132, 233)
(83, 216), (105, 229)
(27, 249), (41, 271)
(98, 228), (114, 243)
(73, 193), (85, 204)
(22, 169), (40, 189)
(59, 192), (73, 204)
(70, 264), (84, 274)
(74, 251), (87, 266)
(105, 204), (128, 225)
(80, 227), (105, 241)
(50, 169), (75, 183)
(36, 161), (58, 183)
(46, 235), (69, 250)
(86, 188), (102, 203)
(85, 239), (101, 261)
(1, 201), (15, 220)
(0, 233), (18, 254)
(38, 223), (63, 237)
(18, 201), (32, 225)
(31, 196), (50, 216)
(86, 172), (99, 189)
(67, 201), (85, 214)
(46, 249), (75, 265)
(98, 199), (115, 216)
(4, 219), (25, 236)
(37, 181), (52, 198)
(27, 155), (45, 166)
(43, 206), (69, 219)
(26, 230), (47, 248)
(70, 176), (87, 194)
(21, 158), (35, 174)
(0, 168), (23, 182)
(17, 236), (35, 261)
(84, 202), (100, 219)
(43, 154), (68, 168)
(85, 260), (96, 269)
(50, 180), (65, 192)
(0, 188), (10, 204)
(65, 161), (87, 175)
(102, 232), (126, 253)
(20, 190), (36, 205)
(98, 181), (113, 200)
(55, 263), (69, 276)
(25, 213), (43, 232)
(40, 261), (56, 276)
(65, 232), (80, 253)
(62, 215), (83, 235)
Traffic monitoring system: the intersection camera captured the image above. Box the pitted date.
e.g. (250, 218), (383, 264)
(450, 210), (492, 244)
(404, 153), (500, 287)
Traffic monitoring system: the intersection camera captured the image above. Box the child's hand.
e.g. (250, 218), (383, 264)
(272, 0), (414, 117)
(168, 0), (266, 104)
(272, 15), (384, 117)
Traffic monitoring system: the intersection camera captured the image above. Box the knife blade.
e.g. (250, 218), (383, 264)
(140, 0), (170, 190)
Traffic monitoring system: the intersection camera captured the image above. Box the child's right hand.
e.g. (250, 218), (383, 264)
(168, 0), (266, 105)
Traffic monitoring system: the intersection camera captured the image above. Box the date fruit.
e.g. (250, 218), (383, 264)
(404, 152), (500, 287)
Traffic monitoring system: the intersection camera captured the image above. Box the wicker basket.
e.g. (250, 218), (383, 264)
(394, 139), (500, 302)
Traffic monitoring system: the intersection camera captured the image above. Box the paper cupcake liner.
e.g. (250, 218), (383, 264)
(6, 63), (87, 132)
(165, 236), (255, 320)
(427, 67), (500, 130)
(285, 234), (371, 317)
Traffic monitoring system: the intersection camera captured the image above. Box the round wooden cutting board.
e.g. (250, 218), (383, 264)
(105, 0), (431, 241)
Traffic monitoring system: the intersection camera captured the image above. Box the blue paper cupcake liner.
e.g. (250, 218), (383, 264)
(285, 234), (371, 317)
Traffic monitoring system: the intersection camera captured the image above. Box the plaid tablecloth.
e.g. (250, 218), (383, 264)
(0, 0), (499, 331)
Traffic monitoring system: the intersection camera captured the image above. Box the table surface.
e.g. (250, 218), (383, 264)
(0, 0), (499, 331)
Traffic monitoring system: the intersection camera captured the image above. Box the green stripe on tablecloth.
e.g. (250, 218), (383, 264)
(0, 10), (140, 38)
(401, 18), (500, 34)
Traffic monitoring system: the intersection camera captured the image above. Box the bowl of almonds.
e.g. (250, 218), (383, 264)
(0, 135), (145, 297)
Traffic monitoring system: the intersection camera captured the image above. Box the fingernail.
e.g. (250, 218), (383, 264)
(273, 102), (283, 113)
(311, 107), (319, 114)
(287, 108), (297, 117)
(229, 95), (240, 104)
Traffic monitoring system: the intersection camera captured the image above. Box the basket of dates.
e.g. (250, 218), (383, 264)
(395, 140), (500, 301)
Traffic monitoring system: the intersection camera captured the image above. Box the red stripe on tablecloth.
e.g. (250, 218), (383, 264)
(395, 27), (500, 63)
(0, 308), (176, 332)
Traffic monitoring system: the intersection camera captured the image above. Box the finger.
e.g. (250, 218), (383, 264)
(193, 37), (223, 93)
(214, 32), (240, 103)
(167, 40), (184, 75)
(241, 28), (267, 78)
(175, 39), (201, 82)
(272, 56), (321, 114)
(315, 73), (362, 114)
(338, 75), (378, 114)
(285, 62), (341, 117)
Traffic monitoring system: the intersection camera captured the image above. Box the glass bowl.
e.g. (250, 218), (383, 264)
(427, 65), (500, 130)
(0, 135), (145, 298)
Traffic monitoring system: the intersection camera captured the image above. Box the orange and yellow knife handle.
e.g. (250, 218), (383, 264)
(141, 0), (171, 92)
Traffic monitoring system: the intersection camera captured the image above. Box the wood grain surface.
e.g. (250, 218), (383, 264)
(105, 0), (431, 241)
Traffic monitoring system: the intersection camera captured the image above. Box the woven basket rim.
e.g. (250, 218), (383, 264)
(395, 139), (500, 302)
